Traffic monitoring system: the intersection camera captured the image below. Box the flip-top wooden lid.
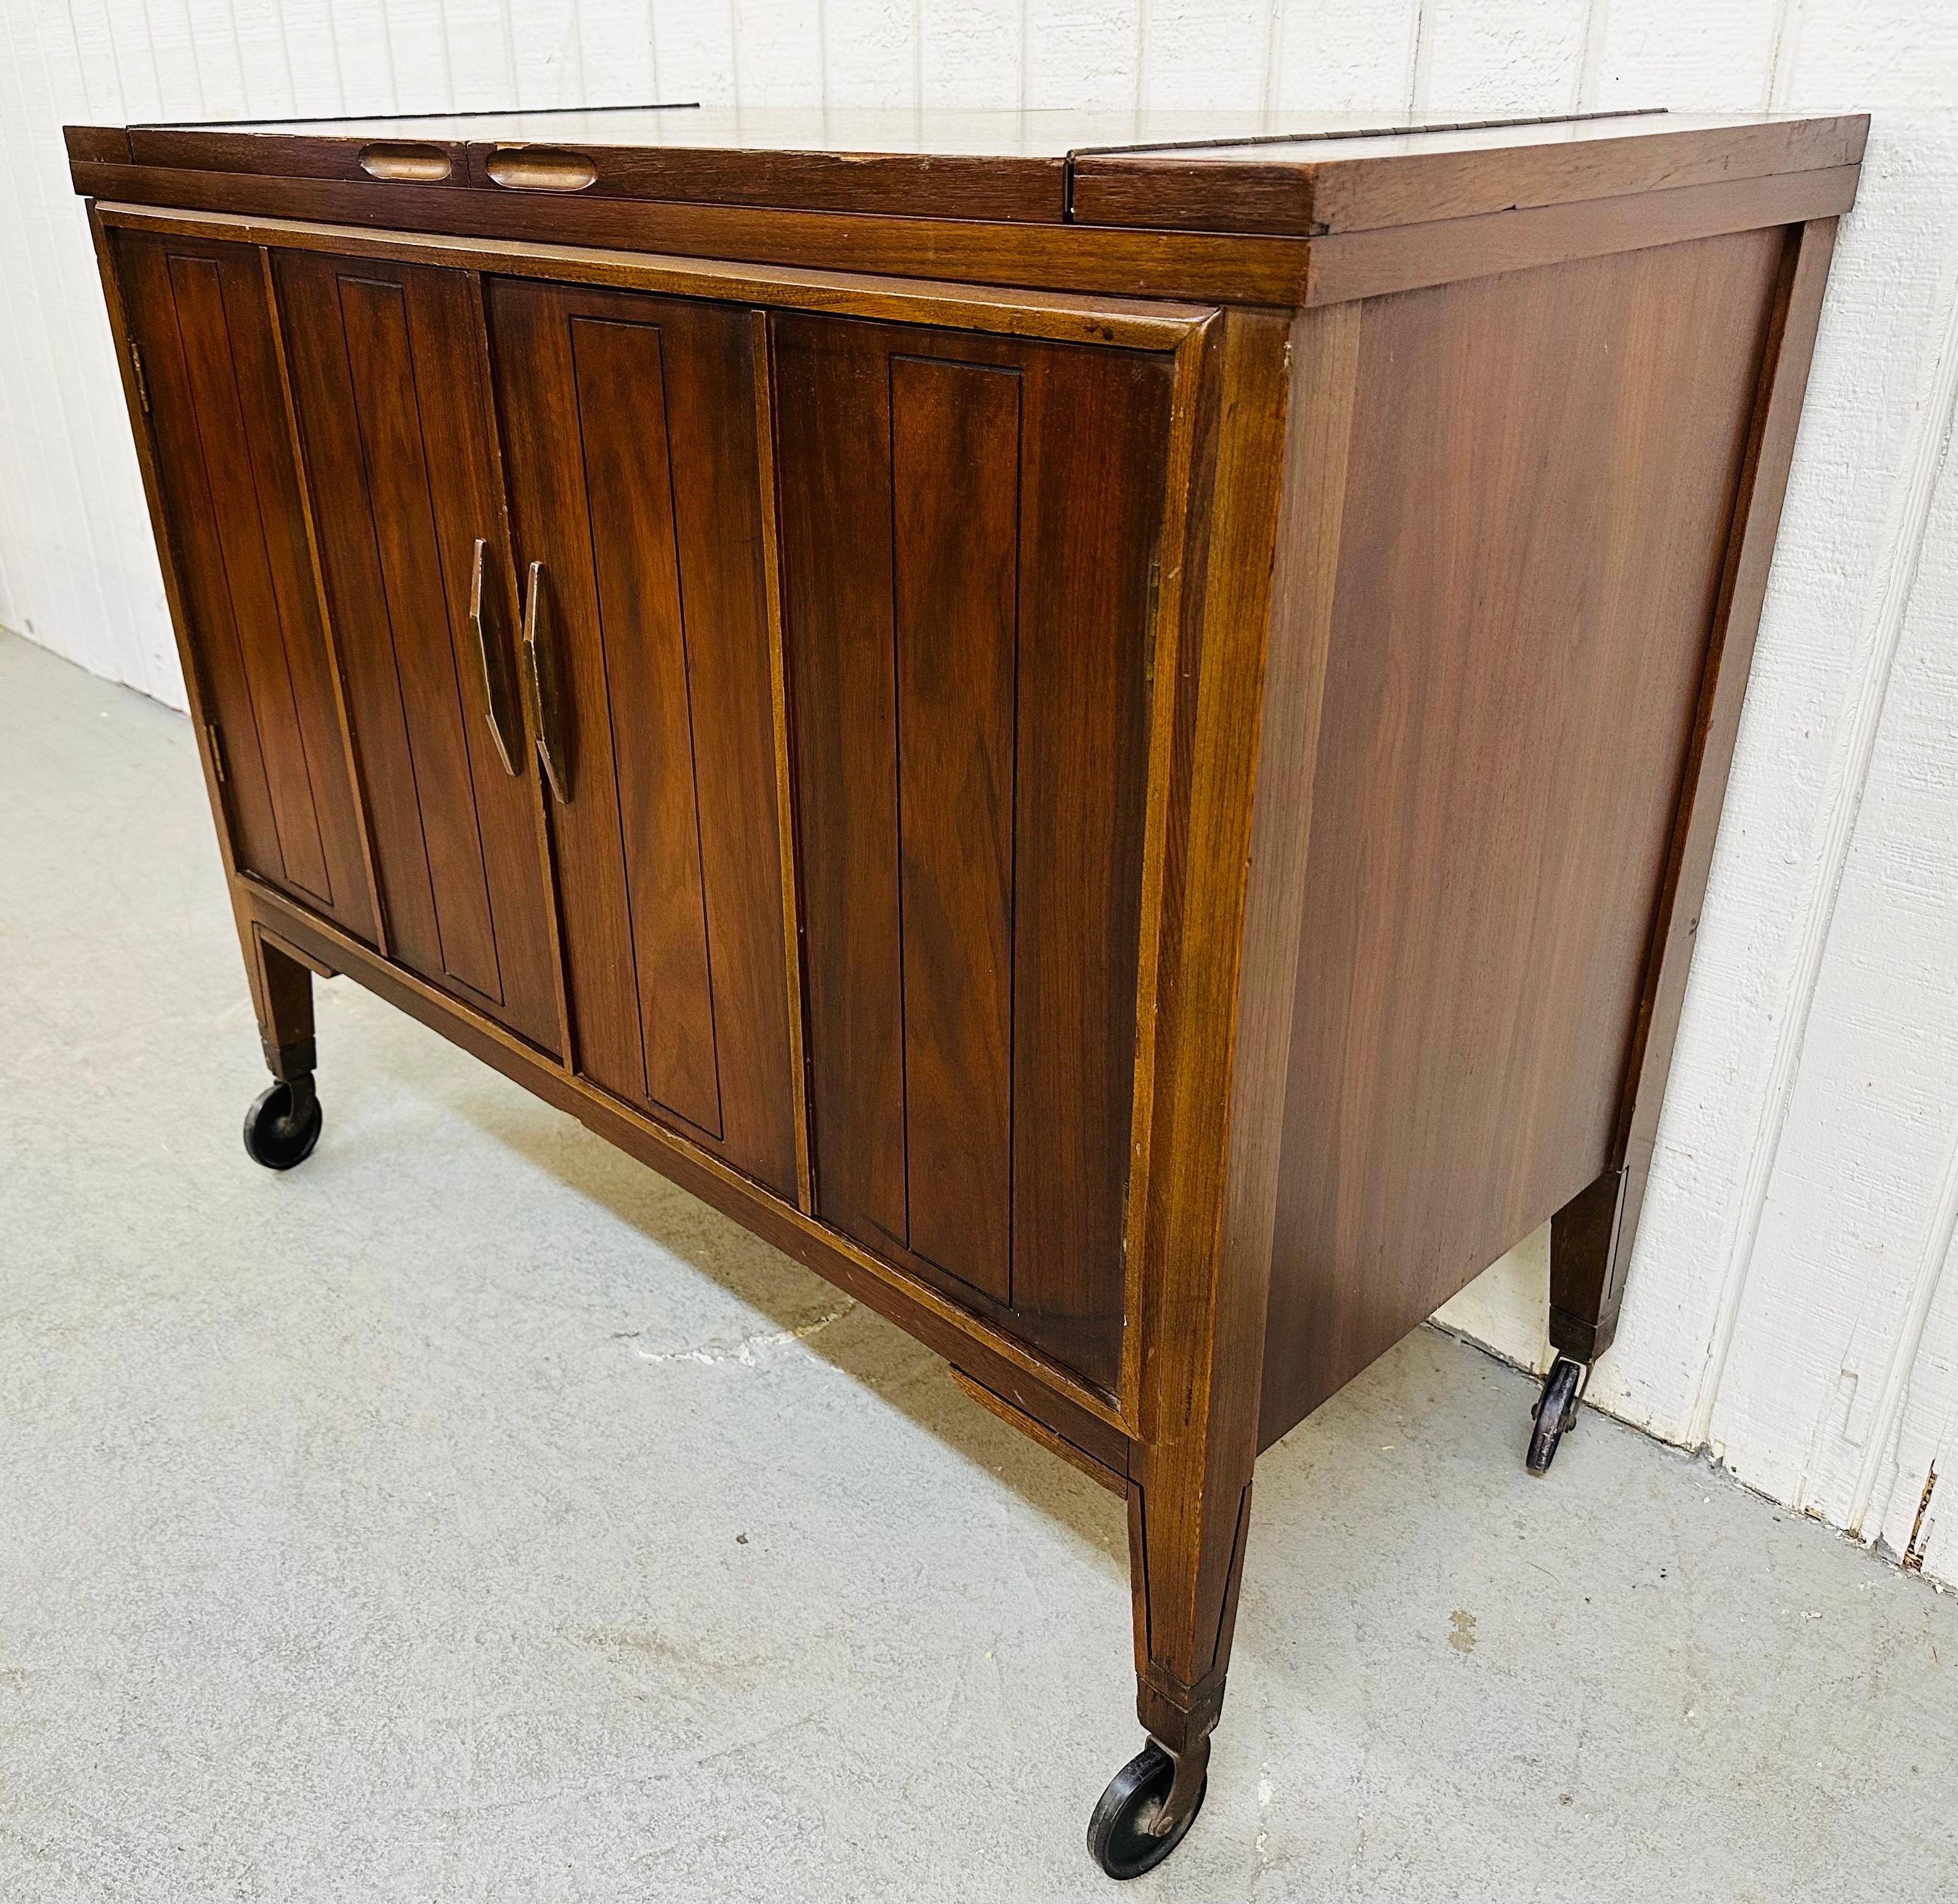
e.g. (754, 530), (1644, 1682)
(67, 106), (1867, 235)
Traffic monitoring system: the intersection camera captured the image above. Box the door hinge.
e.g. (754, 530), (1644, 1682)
(128, 341), (151, 414)
(206, 722), (227, 783)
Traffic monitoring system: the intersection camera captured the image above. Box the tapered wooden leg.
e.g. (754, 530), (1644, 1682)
(1530, 1160), (1648, 1471)
(1548, 1160), (1644, 1364)
(244, 922), (317, 1083)
(1126, 1458), (1255, 1815)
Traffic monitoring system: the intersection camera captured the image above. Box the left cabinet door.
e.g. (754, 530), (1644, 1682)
(113, 231), (375, 941)
(272, 251), (562, 1054)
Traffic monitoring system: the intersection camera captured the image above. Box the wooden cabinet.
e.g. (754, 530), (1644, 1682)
(74, 105), (1866, 1879)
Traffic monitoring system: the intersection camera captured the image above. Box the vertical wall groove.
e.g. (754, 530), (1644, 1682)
(1692, 278), (1958, 1448)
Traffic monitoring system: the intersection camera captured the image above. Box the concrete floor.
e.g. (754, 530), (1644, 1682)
(2, 626), (1954, 1903)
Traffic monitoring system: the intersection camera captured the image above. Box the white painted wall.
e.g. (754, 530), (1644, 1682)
(1, 3), (1952, 1584)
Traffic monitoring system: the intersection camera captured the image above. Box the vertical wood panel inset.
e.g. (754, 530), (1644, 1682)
(334, 271), (505, 1005)
(892, 354), (1021, 1305)
(166, 251), (335, 906)
(112, 230), (375, 943)
(775, 313), (911, 1251)
(568, 314), (724, 1138)
(488, 276), (797, 1189)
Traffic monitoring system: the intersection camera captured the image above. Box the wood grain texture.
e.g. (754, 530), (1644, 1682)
(890, 354), (1020, 1305)
(93, 109), (1866, 237)
(94, 202), (1213, 351)
(775, 312), (1171, 1390)
(749, 312), (816, 1214)
(1260, 225), (1792, 1446)
(469, 143), (1072, 222)
(1071, 114), (1868, 235)
(111, 230), (374, 943)
(1301, 166), (1857, 307)
(273, 249), (561, 1051)
(126, 128), (473, 188)
(1552, 218), (1845, 1363)
(71, 165), (1311, 305)
(1119, 307), (1297, 1762)
(489, 278), (799, 1195)
(244, 922), (317, 1080)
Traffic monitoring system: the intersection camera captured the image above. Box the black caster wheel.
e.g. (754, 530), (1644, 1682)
(1087, 1740), (1207, 1880)
(243, 1074), (322, 1172)
(1526, 1355), (1586, 1474)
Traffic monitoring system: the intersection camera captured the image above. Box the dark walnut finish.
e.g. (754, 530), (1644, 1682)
(74, 106), (1865, 1878)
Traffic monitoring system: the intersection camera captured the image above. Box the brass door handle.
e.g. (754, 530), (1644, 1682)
(521, 559), (570, 803)
(467, 537), (518, 776)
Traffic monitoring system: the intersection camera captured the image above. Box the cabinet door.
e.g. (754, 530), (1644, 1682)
(488, 281), (799, 1197)
(773, 315), (1174, 1391)
(113, 231), (374, 942)
(273, 252), (561, 1053)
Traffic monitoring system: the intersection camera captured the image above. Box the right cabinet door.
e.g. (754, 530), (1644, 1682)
(773, 315), (1175, 1392)
(487, 280), (800, 1199)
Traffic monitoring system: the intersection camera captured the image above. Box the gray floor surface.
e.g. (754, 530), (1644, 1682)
(3, 628), (1954, 1903)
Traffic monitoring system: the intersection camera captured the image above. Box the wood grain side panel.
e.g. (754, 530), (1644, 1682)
(891, 354), (1021, 1306)
(490, 278), (799, 1192)
(112, 231), (372, 938)
(1260, 226), (1791, 1437)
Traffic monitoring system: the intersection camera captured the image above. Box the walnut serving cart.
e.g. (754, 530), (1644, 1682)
(70, 104), (1864, 1877)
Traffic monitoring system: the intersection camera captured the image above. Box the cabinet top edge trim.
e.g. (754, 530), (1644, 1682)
(94, 198), (1231, 339)
(65, 110), (1866, 239)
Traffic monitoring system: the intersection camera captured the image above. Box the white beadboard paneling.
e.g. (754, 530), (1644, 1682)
(0, 0), (1953, 1591)
(1136, 1), (1266, 113)
(383, 0), (459, 106)
(572, 0), (657, 105)
(730, 1), (824, 111)
(822, 0), (915, 108)
(228, 0), (301, 115)
(918, 0), (1022, 111)
(1710, 433), (1958, 1513)
(1412, 0), (1591, 115)
(648, 1), (739, 106)
(1583, 0), (1783, 111)
(1022, 1), (1139, 112)
(324, 1), (404, 112)
(1269, 0), (1422, 116)
(439, 0), (521, 112)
